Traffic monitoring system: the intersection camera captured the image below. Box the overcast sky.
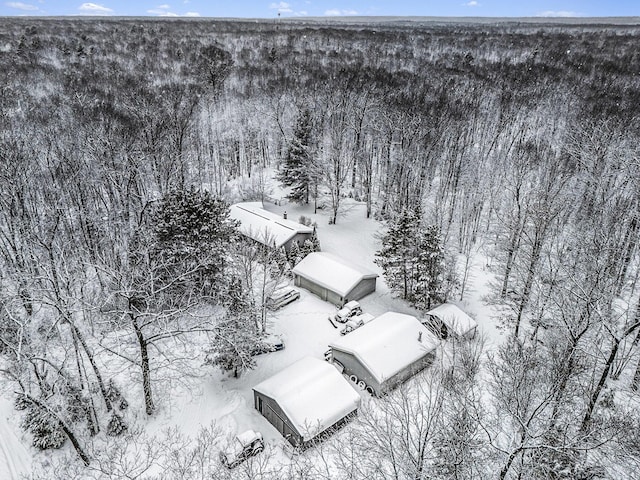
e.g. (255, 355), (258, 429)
(0, 1), (638, 18)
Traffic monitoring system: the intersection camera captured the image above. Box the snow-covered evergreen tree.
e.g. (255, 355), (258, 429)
(300, 238), (315, 258)
(206, 313), (257, 378)
(277, 108), (315, 204)
(272, 245), (290, 278)
(20, 400), (66, 450)
(375, 208), (447, 310)
(375, 207), (422, 300)
(152, 187), (238, 301)
(310, 227), (321, 252)
(288, 240), (302, 266)
(206, 278), (258, 378)
(413, 225), (446, 311)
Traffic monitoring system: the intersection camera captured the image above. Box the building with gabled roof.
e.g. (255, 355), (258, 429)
(229, 202), (313, 252)
(292, 252), (378, 307)
(424, 303), (478, 339)
(253, 356), (360, 447)
(328, 312), (439, 395)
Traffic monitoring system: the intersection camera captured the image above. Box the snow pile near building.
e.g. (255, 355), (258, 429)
(253, 356), (360, 442)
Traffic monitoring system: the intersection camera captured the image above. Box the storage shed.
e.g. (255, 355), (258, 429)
(328, 312), (439, 396)
(253, 357), (360, 448)
(229, 202), (313, 252)
(424, 303), (478, 339)
(292, 252), (378, 307)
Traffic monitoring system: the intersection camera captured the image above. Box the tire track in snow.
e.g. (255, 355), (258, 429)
(0, 415), (19, 480)
(0, 399), (30, 480)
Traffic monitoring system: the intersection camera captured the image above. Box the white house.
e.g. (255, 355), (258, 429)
(328, 312), (439, 395)
(292, 252), (378, 306)
(253, 357), (360, 447)
(229, 202), (313, 252)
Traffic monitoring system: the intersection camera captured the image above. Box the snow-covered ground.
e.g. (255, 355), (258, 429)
(0, 199), (503, 478)
(154, 200), (503, 450)
(0, 398), (32, 479)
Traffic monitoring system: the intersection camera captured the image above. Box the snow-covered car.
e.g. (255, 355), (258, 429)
(329, 300), (363, 323)
(251, 333), (285, 356)
(219, 430), (264, 468)
(266, 286), (300, 310)
(340, 313), (375, 335)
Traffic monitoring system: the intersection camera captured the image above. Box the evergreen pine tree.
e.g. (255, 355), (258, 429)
(151, 187), (238, 301)
(272, 246), (289, 278)
(277, 108), (315, 204)
(300, 238), (315, 259)
(310, 227), (321, 252)
(205, 310), (257, 378)
(207, 280), (258, 378)
(288, 240), (302, 266)
(375, 208), (422, 300)
(375, 208), (448, 310)
(412, 225), (446, 311)
(21, 402), (66, 450)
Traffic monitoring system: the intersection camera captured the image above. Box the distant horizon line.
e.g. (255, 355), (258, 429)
(1, 14), (639, 24)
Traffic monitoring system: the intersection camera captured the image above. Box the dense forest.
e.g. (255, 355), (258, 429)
(0, 17), (639, 479)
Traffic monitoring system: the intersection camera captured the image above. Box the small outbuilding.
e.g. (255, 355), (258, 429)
(253, 356), (360, 448)
(328, 312), (439, 396)
(424, 303), (478, 340)
(229, 202), (313, 252)
(292, 252), (378, 307)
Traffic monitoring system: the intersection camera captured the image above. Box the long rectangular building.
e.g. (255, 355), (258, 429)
(230, 202), (313, 252)
(328, 312), (439, 395)
(292, 252), (378, 307)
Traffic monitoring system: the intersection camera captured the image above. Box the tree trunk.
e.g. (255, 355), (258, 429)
(499, 447), (522, 480)
(582, 317), (640, 431)
(514, 233), (543, 338)
(632, 356), (640, 391)
(132, 314), (155, 415)
(501, 222), (523, 298)
(580, 336), (620, 432)
(69, 321), (112, 412)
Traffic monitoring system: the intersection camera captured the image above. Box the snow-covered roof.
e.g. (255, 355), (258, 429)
(426, 303), (478, 337)
(292, 252), (378, 297)
(253, 356), (360, 442)
(229, 202), (313, 248)
(329, 312), (438, 384)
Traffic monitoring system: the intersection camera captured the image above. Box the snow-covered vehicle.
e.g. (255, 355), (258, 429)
(251, 333), (285, 356)
(266, 286), (300, 310)
(219, 430), (265, 468)
(329, 300), (362, 323)
(340, 313), (375, 335)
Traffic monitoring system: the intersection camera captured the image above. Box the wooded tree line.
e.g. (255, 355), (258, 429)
(0, 17), (639, 478)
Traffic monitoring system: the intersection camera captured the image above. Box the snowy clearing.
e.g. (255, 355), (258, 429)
(0, 200), (501, 478)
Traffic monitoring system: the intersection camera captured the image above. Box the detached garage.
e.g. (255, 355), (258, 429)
(292, 252), (378, 307)
(328, 312), (439, 396)
(253, 356), (360, 448)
